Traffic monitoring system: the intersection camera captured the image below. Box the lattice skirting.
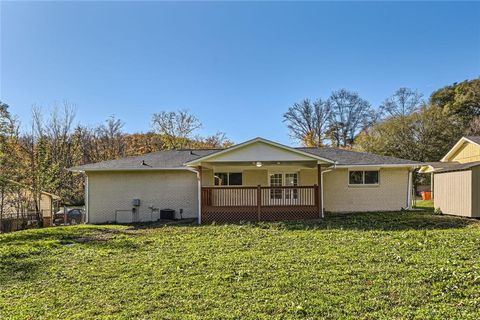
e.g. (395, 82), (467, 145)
(201, 206), (320, 224)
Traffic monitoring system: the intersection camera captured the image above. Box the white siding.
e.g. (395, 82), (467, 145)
(434, 170), (472, 217)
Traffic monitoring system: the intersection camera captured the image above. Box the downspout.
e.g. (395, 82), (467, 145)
(196, 170), (201, 225)
(186, 167), (202, 225)
(407, 170), (413, 210)
(85, 174), (89, 223)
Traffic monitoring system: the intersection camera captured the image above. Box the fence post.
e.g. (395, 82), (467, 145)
(257, 185), (261, 221)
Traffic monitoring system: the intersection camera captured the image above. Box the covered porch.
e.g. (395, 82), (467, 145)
(186, 138), (334, 223)
(200, 183), (321, 223)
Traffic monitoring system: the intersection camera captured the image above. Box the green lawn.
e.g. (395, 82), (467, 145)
(414, 199), (434, 210)
(1, 212), (480, 319)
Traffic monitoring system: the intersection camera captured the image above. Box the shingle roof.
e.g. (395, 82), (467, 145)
(69, 149), (220, 171)
(465, 136), (480, 145)
(422, 161), (460, 169)
(434, 161), (480, 173)
(70, 146), (420, 171)
(297, 147), (420, 166)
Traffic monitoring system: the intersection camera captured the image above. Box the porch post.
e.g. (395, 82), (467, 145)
(198, 165), (202, 224)
(317, 163), (323, 218)
(257, 185), (261, 221)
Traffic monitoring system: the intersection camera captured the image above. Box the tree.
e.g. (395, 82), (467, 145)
(380, 88), (423, 118)
(467, 116), (480, 136)
(283, 99), (331, 147)
(94, 115), (126, 161)
(0, 102), (21, 224)
(191, 132), (234, 149)
(151, 110), (202, 149)
(356, 105), (463, 162)
(430, 79), (480, 125)
(327, 89), (373, 148)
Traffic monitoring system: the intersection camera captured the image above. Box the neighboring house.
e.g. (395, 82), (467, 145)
(0, 180), (60, 231)
(70, 137), (420, 224)
(420, 136), (480, 218)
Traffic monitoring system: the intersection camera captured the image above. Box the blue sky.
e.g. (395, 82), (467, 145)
(1, 1), (479, 145)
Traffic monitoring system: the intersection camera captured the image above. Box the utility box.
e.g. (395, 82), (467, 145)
(132, 199), (141, 206)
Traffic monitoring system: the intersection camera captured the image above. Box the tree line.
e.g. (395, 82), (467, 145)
(1, 78), (479, 213)
(0, 104), (232, 212)
(284, 79), (480, 163)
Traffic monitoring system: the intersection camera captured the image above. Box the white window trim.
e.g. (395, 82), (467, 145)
(347, 169), (380, 187)
(268, 171), (300, 186)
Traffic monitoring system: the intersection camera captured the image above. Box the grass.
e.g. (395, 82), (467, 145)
(414, 199), (434, 210)
(1, 211), (480, 319)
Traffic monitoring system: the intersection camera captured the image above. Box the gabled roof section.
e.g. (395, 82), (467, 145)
(69, 149), (220, 172)
(418, 161), (460, 173)
(69, 138), (420, 172)
(184, 137), (335, 166)
(441, 136), (480, 162)
(298, 147), (421, 167)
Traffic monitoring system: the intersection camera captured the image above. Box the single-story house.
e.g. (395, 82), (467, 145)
(420, 136), (480, 217)
(70, 137), (421, 224)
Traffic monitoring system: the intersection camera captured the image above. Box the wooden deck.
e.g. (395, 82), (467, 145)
(201, 185), (320, 223)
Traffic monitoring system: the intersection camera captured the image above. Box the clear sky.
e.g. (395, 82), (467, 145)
(1, 1), (479, 145)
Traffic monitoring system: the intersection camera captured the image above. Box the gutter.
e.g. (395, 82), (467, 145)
(334, 164), (422, 169)
(68, 167), (193, 173)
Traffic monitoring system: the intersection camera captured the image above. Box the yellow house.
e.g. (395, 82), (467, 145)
(0, 180), (60, 230)
(420, 136), (480, 217)
(71, 137), (420, 224)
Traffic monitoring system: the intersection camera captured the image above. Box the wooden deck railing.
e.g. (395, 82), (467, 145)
(201, 185), (320, 223)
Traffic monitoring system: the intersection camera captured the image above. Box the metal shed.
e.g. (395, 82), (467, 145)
(434, 161), (480, 218)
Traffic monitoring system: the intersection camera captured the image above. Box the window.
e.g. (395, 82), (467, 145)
(285, 173), (298, 199)
(214, 172), (242, 186)
(364, 171), (379, 184)
(269, 173), (298, 199)
(270, 173), (283, 199)
(349, 170), (379, 185)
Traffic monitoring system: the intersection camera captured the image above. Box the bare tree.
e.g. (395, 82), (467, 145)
(327, 89), (373, 148)
(151, 110), (202, 149)
(380, 88), (423, 118)
(192, 132), (234, 149)
(95, 115), (126, 160)
(283, 99), (331, 147)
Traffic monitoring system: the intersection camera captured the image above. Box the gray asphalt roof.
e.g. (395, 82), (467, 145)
(70, 146), (420, 171)
(423, 161), (460, 169)
(434, 161), (480, 173)
(297, 147), (421, 166)
(69, 149), (220, 171)
(465, 136), (480, 145)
